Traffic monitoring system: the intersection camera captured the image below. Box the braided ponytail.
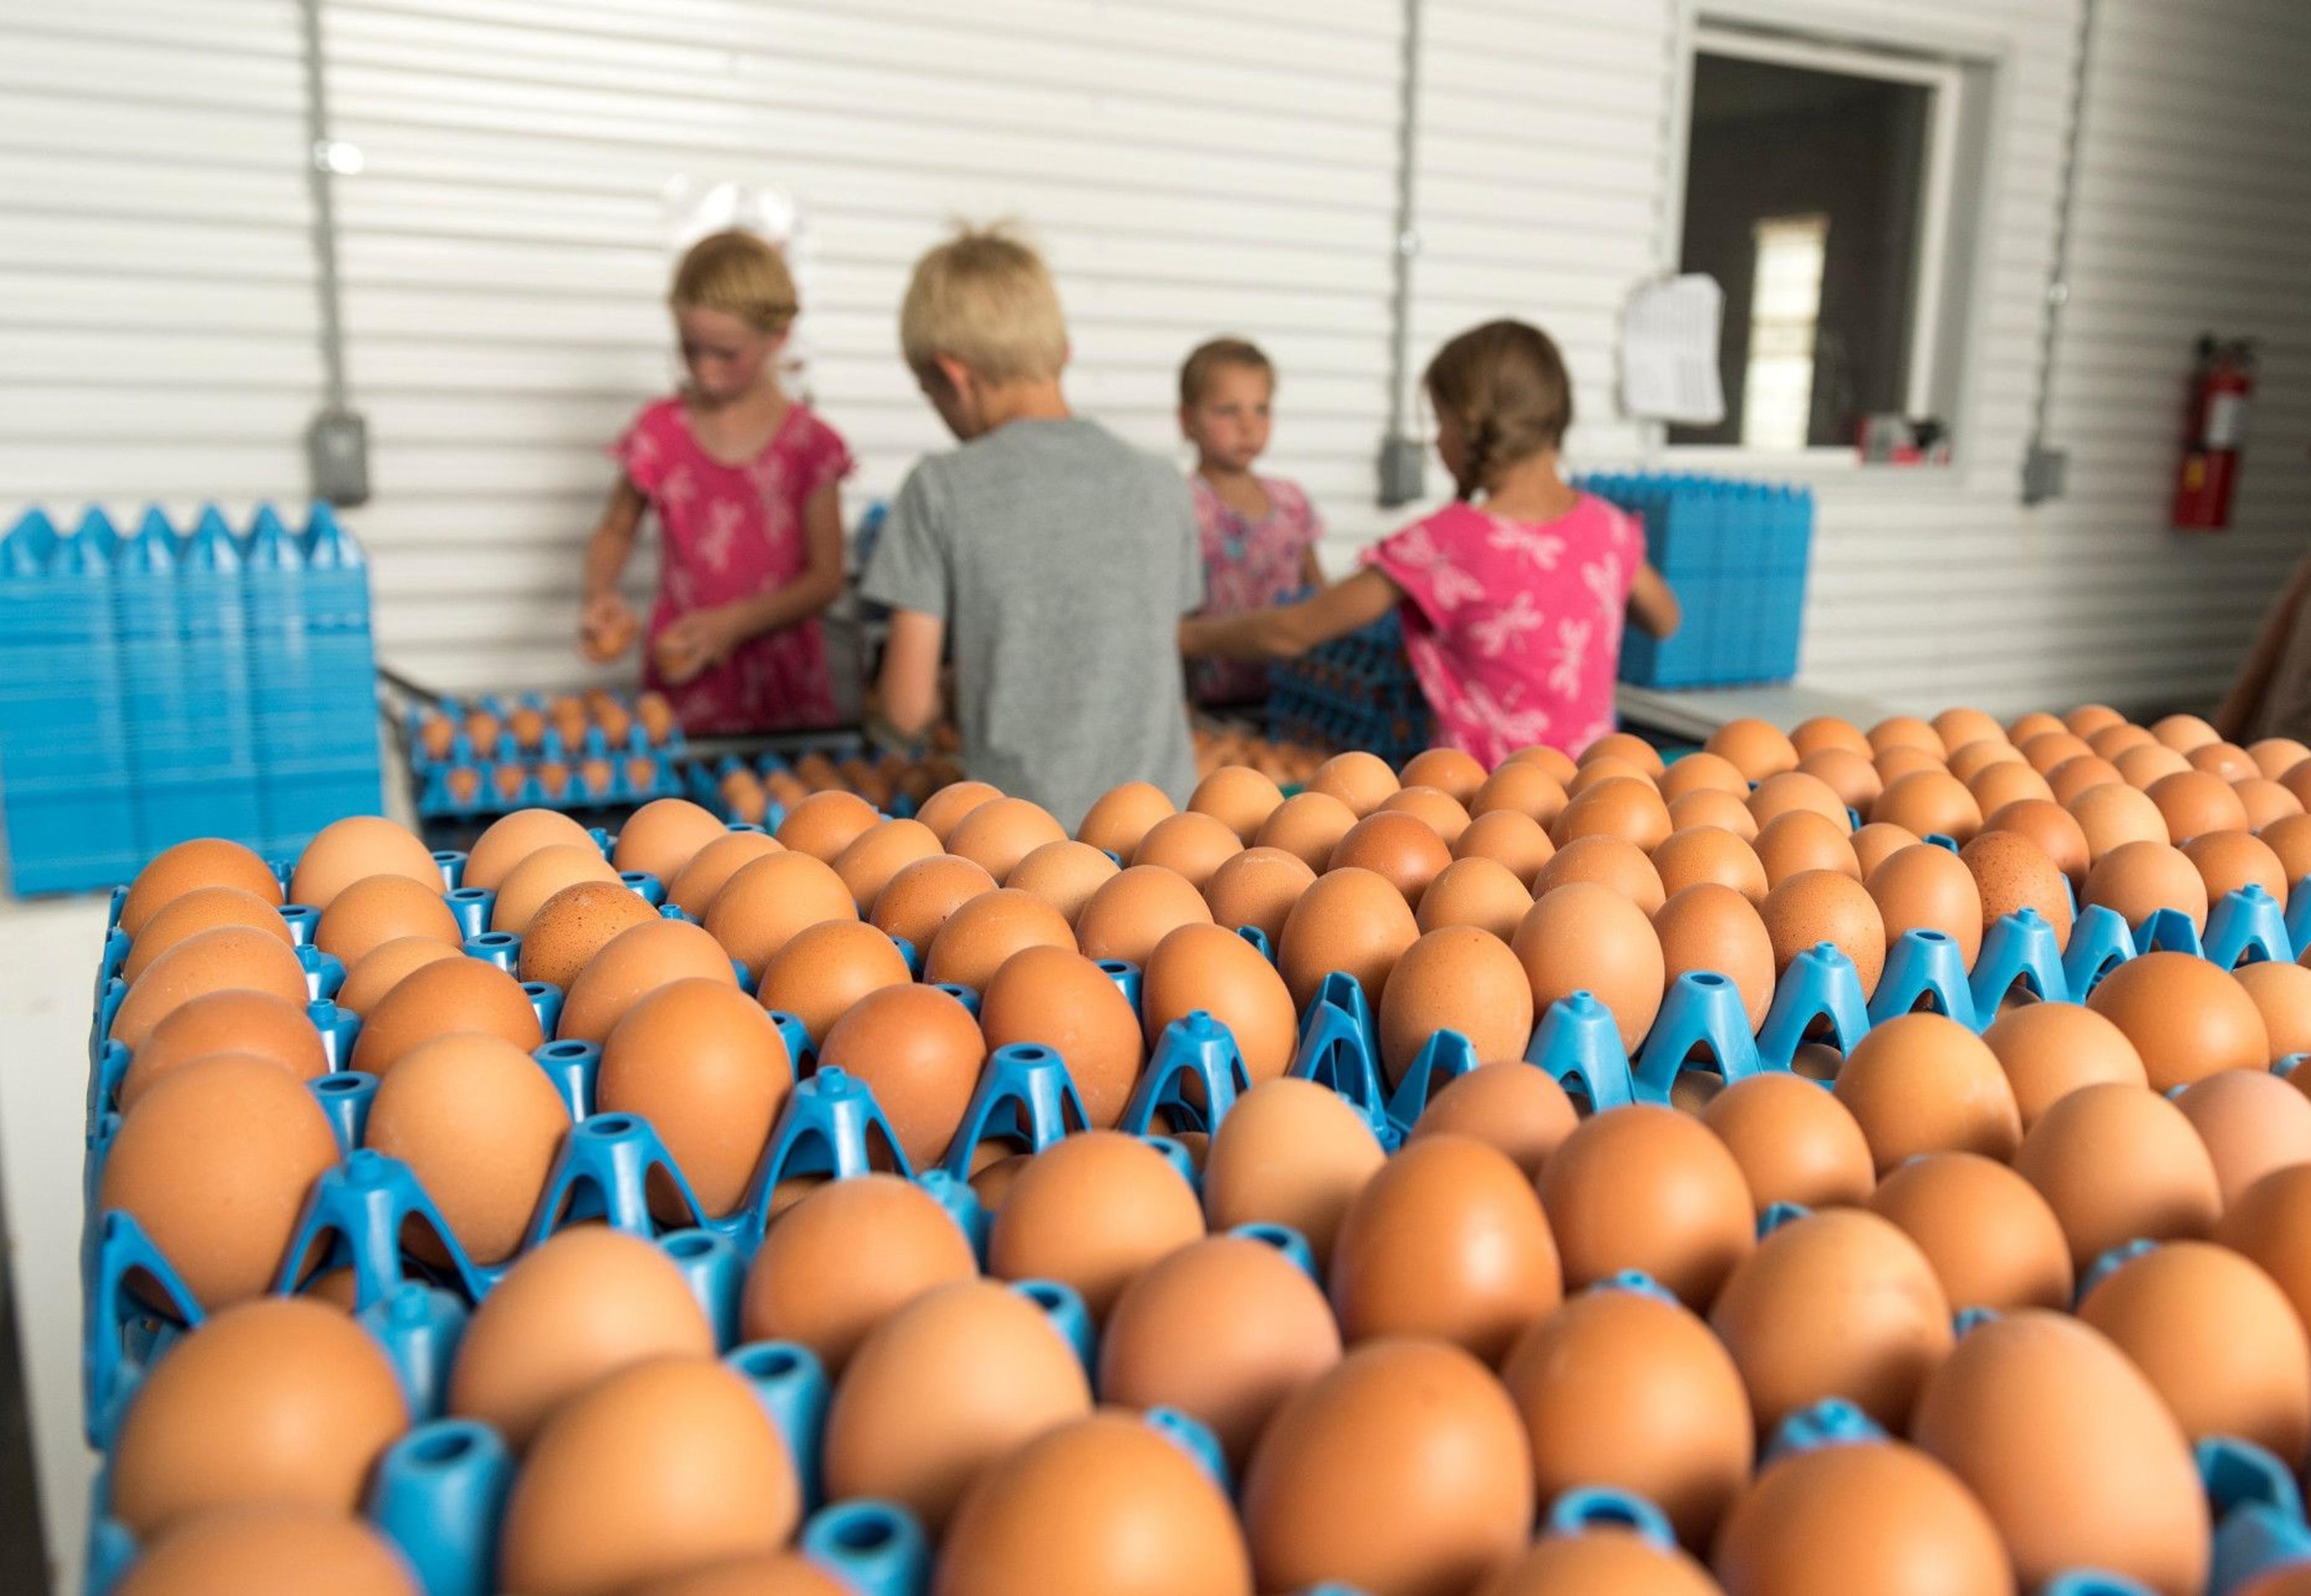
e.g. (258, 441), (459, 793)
(1423, 321), (1572, 501)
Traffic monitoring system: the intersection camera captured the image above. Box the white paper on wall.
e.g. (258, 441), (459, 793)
(1620, 273), (1727, 426)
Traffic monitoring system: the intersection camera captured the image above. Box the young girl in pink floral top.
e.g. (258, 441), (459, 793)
(1180, 320), (1680, 764)
(1178, 338), (1326, 706)
(578, 229), (852, 733)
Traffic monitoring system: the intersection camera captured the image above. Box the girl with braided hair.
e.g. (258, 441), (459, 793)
(1180, 318), (1679, 763)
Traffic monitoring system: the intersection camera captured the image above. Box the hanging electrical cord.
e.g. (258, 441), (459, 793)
(1377, 0), (1427, 507)
(2022, 0), (2097, 505)
(298, 0), (371, 506)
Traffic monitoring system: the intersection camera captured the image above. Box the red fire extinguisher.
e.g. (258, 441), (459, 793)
(2173, 335), (2255, 531)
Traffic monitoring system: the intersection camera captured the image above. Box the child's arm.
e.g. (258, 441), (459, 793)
(874, 608), (947, 741)
(1298, 546), (1329, 592)
(1181, 568), (1401, 661)
(578, 480), (646, 655)
(1627, 561), (1681, 639)
(654, 481), (847, 683)
(2215, 555), (2311, 740)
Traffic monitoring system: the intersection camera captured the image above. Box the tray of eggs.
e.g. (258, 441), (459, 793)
(403, 690), (685, 819)
(70, 703), (2311, 1596)
(690, 743), (968, 831)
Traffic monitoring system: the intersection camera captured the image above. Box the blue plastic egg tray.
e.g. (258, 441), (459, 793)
(1265, 609), (1432, 767)
(403, 691), (688, 821)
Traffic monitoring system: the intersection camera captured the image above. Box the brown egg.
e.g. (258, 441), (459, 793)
(450, 1227), (714, 1448)
(1573, 731), (1657, 773)
(1668, 787), (1761, 841)
(611, 798), (732, 886)
(979, 945), (1144, 1128)
(2149, 768), (2251, 841)
(1189, 765), (1287, 844)
(1100, 1234), (1342, 1467)
(1204, 846), (1316, 946)
(110, 924), (310, 1050)
(2016, 1082), (2221, 1270)
(773, 789), (878, 864)
(1652, 829), (1767, 909)
(666, 830), (782, 920)
(489, 844), (622, 936)
(113, 1504), (421, 1596)
(126, 886), (294, 983)
(2123, 743), (2196, 792)
(1789, 716), (1872, 758)
(1202, 1078), (1387, 1266)
(558, 917), (738, 1044)
(1077, 863), (1217, 968)
(921, 888), (1073, 993)
(2071, 782), (2170, 861)
(108, 1298), (404, 1538)
(1748, 771), (1851, 833)
(1133, 810), (1246, 891)
(1415, 856), (1533, 941)
(1512, 882), (1665, 1051)
(2176, 1066), (2311, 1207)
(948, 797), (1069, 882)
(1869, 1151), (2074, 1313)
(2253, 737), (2311, 779)
(1453, 811), (1557, 886)
(2009, 711), (2067, 744)
(1713, 1438), (2013, 1596)
(2049, 755), (2124, 806)
(1865, 842), (1985, 968)
(1981, 1001), (2146, 1128)
(2070, 703), (2130, 737)
(1505, 743), (1580, 782)
(740, 1174), (976, 1372)
(1960, 827), (2073, 943)
(2087, 950), (2268, 1089)
(1659, 750), (1748, 800)
(1539, 1104), (1754, 1307)
(1471, 762), (1571, 827)
(97, 1056), (339, 1309)
(1406, 1063), (1579, 1177)
(1872, 770), (1982, 842)
(866, 854), (993, 953)
(815, 983), (983, 1166)
(1705, 719), (1798, 782)
(2024, 731), (2099, 776)
(1329, 1133), (1559, 1361)
(1935, 706), (2008, 750)
(1007, 839), (1121, 925)
(1070, 782), (1171, 859)
(1502, 1293), (1749, 1554)
(2237, 778), (2306, 831)
(2079, 1240), (2311, 1460)
(1376, 927), (1536, 1089)
(1654, 884), (1775, 1030)
(1982, 797), (2091, 889)
(914, 779), (1001, 844)
(2151, 712), (2220, 752)
(1701, 1072), (1873, 1211)
(1973, 758), (2058, 815)
(1759, 869), (1887, 997)
(2191, 741), (2259, 782)
(1873, 744), (1943, 787)
(1241, 1338), (1530, 1596)
(2084, 838), (2209, 931)
(1330, 811), (1453, 902)
(598, 978), (792, 1216)
(1143, 921), (1299, 1084)
(1711, 1208), (1952, 1432)
(1753, 811), (1860, 886)
(120, 838), (282, 933)
(289, 817), (441, 910)
(706, 849), (860, 976)
(516, 880), (659, 993)
(2091, 720), (2156, 758)
(123, 990), (330, 1109)
(984, 1136), (1201, 1321)
(1849, 821), (1925, 880)
(349, 956), (542, 1073)
(1254, 790), (1362, 871)
(500, 1356), (797, 1596)
(2241, 961), (2311, 1065)
(1869, 715), (1945, 759)
(2266, 814), (2311, 886)
(1308, 750), (1402, 816)
(363, 1033), (570, 1263)
(1793, 747), (1883, 814)
(336, 938), (462, 1018)
(1381, 784), (1475, 844)
(2183, 829), (2288, 905)
(461, 809), (593, 894)
(1278, 866), (1420, 1010)
(1534, 836), (1663, 910)
(2220, 1165), (2311, 1339)
(755, 920), (911, 1046)
(1833, 1013), (2020, 1174)
(1912, 1310), (2208, 1596)
(1396, 744), (1487, 797)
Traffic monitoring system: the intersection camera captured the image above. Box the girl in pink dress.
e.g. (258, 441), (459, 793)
(1180, 319), (1681, 764)
(578, 229), (852, 733)
(1177, 337), (1327, 706)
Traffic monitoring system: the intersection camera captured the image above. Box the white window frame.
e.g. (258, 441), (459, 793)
(1668, 23), (1968, 461)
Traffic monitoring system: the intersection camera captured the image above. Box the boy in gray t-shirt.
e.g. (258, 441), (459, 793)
(862, 226), (1202, 831)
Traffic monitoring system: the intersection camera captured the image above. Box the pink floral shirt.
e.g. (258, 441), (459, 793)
(614, 397), (853, 734)
(1363, 495), (1642, 765)
(1188, 473), (1322, 704)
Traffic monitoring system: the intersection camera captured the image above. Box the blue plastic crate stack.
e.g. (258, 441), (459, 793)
(1264, 608), (1433, 766)
(0, 502), (379, 893)
(1582, 473), (1814, 690)
(404, 691), (687, 820)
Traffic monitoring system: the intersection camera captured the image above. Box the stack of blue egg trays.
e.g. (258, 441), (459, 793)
(1265, 608), (1433, 767)
(405, 693), (686, 821)
(0, 503), (380, 893)
(76, 824), (2311, 1596)
(1584, 472), (1814, 691)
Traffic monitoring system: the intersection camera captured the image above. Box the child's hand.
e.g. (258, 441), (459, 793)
(579, 592), (639, 663)
(651, 604), (747, 685)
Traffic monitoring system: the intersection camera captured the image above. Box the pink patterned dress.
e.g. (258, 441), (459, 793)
(613, 396), (852, 733)
(1363, 495), (1644, 766)
(1188, 473), (1323, 705)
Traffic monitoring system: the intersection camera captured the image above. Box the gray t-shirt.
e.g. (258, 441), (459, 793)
(861, 417), (1204, 832)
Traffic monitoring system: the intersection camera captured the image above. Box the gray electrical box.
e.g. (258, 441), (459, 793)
(308, 407), (371, 507)
(1377, 435), (1426, 507)
(2022, 444), (2069, 506)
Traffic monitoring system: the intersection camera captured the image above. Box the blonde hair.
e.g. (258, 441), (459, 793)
(670, 229), (797, 334)
(1423, 320), (1573, 499)
(1179, 337), (1274, 407)
(900, 222), (1068, 385)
